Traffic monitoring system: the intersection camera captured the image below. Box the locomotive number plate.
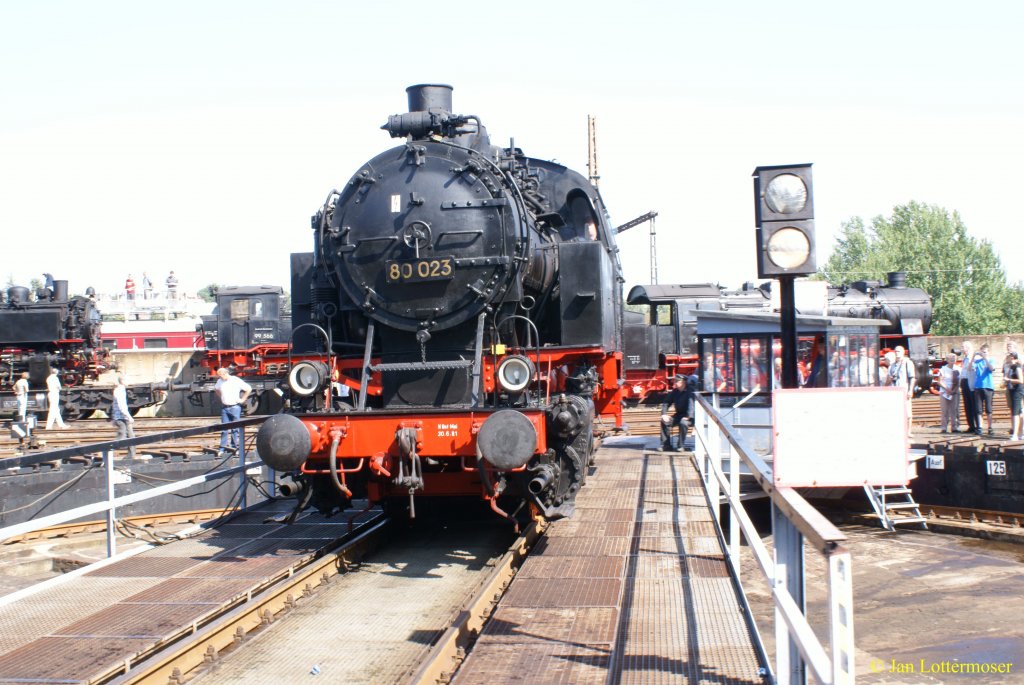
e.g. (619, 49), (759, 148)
(386, 256), (455, 283)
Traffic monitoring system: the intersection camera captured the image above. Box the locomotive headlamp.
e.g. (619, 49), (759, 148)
(288, 361), (330, 397)
(753, 163), (816, 277)
(496, 355), (535, 393)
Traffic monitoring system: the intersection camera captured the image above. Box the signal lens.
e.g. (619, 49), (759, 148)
(766, 227), (811, 269)
(765, 174), (808, 214)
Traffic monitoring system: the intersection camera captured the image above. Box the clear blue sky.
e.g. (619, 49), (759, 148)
(2, 0), (1021, 297)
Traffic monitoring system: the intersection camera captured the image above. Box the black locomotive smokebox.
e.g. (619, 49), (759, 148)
(256, 414), (311, 472)
(478, 410), (537, 470)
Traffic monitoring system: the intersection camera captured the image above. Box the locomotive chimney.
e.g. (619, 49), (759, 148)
(53, 280), (69, 302)
(406, 84), (453, 113)
(887, 271), (907, 289)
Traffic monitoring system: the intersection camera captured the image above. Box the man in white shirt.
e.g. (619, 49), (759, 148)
(14, 372), (29, 422)
(45, 368), (67, 430)
(215, 367), (252, 454)
(111, 374), (136, 458)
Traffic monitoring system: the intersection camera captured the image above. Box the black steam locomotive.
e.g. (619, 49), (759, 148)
(257, 84), (624, 522)
(0, 279), (161, 420)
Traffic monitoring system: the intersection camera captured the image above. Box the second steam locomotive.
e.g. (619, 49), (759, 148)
(623, 272), (935, 402)
(1, 279), (163, 419)
(257, 85), (624, 522)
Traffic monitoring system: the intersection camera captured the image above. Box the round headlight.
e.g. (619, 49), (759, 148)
(766, 227), (811, 269)
(496, 355), (535, 393)
(764, 173), (808, 214)
(288, 361), (329, 397)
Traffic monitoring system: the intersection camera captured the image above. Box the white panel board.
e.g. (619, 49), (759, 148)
(772, 386), (909, 487)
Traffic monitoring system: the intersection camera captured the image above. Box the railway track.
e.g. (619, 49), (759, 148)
(621, 407), (663, 437)
(0, 417), (227, 462)
(0, 498), (537, 685)
(121, 507), (532, 685)
(1, 509), (229, 545)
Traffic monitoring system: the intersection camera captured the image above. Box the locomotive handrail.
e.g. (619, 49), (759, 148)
(691, 393), (854, 685)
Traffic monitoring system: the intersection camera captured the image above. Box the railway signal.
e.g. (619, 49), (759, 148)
(753, 164), (815, 278)
(753, 163), (815, 391)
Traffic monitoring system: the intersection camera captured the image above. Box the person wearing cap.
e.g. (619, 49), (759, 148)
(659, 375), (691, 452)
(215, 367), (252, 455)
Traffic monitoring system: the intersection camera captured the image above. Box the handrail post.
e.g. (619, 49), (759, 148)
(238, 425), (247, 510)
(707, 405), (722, 525)
(104, 448), (116, 558)
(692, 402), (703, 464)
(773, 503), (807, 684)
(728, 443), (741, 581)
(829, 549), (856, 684)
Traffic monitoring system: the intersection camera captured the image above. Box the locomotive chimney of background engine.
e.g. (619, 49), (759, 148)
(406, 83), (453, 113)
(887, 271), (907, 289)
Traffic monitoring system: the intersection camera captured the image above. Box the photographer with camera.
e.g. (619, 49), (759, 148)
(972, 344), (997, 437)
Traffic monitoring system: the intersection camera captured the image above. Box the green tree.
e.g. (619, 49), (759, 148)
(198, 283), (219, 303)
(820, 201), (1024, 336)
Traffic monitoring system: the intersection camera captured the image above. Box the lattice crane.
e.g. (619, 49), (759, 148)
(616, 211), (660, 283)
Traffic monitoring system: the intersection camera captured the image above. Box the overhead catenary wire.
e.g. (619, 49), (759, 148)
(823, 267), (1007, 275)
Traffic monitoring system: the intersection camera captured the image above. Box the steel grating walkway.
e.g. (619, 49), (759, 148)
(0, 500), (381, 684)
(453, 444), (768, 685)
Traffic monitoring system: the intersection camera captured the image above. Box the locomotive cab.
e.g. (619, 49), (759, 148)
(201, 286), (289, 351)
(622, 283), (723, 404)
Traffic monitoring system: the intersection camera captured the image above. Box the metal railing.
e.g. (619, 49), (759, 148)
(0, 417), (268, 558)
(692, 393), (855, 685)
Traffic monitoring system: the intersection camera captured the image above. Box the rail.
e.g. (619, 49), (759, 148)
(692, 393), (854, 685)
(0, 417), (268, 558)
